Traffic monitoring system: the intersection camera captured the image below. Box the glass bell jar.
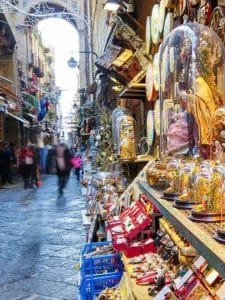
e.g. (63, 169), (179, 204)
(162, 158), (181, 201)
(213, 166), (225, 243)
(114, 110), (137, 161)
(189, 161), (225, 222)
(174, 162), (195, 210)
(159, 22), (225, 160)
(111, 101), (130, 153)
(212, 108), (225, 163)
(189, 162), (212, 222)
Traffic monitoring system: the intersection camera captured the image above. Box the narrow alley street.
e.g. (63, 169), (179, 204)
(0, 175), (86, 300)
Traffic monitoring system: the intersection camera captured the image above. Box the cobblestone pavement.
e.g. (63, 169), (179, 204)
(0, 175), (87, 300)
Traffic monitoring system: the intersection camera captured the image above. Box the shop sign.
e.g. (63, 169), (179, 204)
(0, 112), (4, 141)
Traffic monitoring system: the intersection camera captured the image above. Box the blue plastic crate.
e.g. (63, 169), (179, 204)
(79, 272), (122, 300)
(80, 241), (113, 267)
(80, 254), (123, 277)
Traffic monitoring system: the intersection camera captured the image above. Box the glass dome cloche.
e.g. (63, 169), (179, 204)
(159, 22), (225, 160)
(111, 104), (137, 161)
(189, 161), (225, 223)
(173, 162), (195, 210)
(111, 102), (130, 152)
(161, 158), (181, 201)
(213, 166), (225, 243)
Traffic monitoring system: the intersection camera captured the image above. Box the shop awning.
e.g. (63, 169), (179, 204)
(23, 112), (38, 124)
(117, 70), (146, 100)
(7, 112), (30, 125)
(24, 113), (37, 120)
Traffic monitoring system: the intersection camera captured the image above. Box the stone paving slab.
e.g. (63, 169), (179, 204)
(0, 175), (85, 299)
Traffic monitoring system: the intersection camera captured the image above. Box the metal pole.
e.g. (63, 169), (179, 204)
(74, 51), (98, 59)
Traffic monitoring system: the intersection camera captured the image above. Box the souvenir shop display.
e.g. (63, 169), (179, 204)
(210, 6), (225, 44)
(162, 99), (174, 136)
(146, 161), (167, 188)
(111, 106), (130, 151)
(107, 200), (152, 251)
(145, 63), (155, 101)
(163, 12), (174, 40)
(97, 288), (121, 300)
(162, 159), (181, 201)
(158, 0), (166, 34)
(113, 110), (137, 161)
(174, 163), (195, 209)
(196, 0), (212, 25)
(159, 22), (225, 159)
(151, 4), (160, 45)
(145, 16), (151, 55)
(92, 172), (116, 189)
(189, 162), (225, 222)
(154, 99), (161, 137)
(116, 214), (225, 299)
(212, 108), (225, 162)
(80, 3), (225, 299)
(153, 53), (160, 92)
(146, 110), (155, 151)
(212, 163), (225, 242)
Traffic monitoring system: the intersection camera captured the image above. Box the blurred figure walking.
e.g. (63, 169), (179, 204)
(0, 142), (13, 187)
(19, 144), (38, 189)
(55, 142), (72, 195)
(71, 153), (82, 181)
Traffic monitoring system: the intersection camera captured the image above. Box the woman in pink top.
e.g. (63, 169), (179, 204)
(71, 153), (82, 181)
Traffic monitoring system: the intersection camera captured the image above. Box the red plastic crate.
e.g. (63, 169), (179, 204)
(124, 243), (142, 258)
(112, 233), (127, 250)
(142, 238), (157, 254)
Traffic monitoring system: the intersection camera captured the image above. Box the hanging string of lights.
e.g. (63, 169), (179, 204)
(0, 0), (91, 29)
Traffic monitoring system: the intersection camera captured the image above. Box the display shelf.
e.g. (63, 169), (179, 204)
(119, 155), (154, 164)
(139, 182), (225, 278)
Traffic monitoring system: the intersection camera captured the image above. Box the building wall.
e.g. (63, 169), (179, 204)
(91, 1), (112, 57)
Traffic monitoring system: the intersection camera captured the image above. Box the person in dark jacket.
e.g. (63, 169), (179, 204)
(0, 142), (12, 186)
(55, 142), (72, 195)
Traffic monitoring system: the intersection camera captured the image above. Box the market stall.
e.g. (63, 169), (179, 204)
(79, 1), (225, 299)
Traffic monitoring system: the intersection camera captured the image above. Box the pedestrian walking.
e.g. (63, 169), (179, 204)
(19, 144), (37, 189)
(55, 142), (72, 195)
(71, 153), (82, 181)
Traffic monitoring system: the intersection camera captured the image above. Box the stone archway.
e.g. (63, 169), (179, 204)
(1, 0), (89, 97)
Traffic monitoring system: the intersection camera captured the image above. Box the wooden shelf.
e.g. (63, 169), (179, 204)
(119, 155), (154, 164)
(139, 182), (225, 279)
